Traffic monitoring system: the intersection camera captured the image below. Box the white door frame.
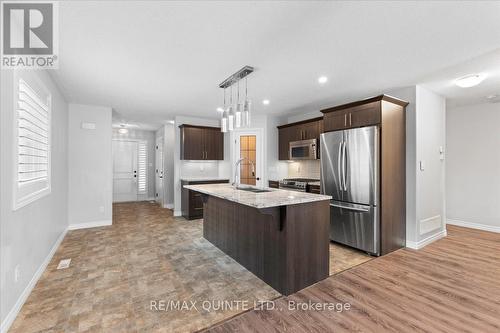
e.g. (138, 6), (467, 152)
(230, 128), (265, 188)
(155, 136), (164, 204)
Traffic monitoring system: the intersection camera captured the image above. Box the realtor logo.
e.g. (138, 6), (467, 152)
(1, 1), (59, 68)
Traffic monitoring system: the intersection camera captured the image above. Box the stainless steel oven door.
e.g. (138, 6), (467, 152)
(289, 139), (317, 160)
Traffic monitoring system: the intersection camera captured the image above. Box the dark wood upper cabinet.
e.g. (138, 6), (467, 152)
(179, 125), (224, 160)
(320, 96), (407, 132)
(277, 117), (323, 160)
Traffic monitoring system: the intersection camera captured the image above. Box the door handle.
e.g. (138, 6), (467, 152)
(337, 141), (343, 192)
(342, 141), (347, 191)
(329, 203), (369, 212)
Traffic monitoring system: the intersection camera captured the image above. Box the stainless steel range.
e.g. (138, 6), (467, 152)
(279, 178), (319, 192)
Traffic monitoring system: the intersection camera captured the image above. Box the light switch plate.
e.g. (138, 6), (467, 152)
(81, 122), (96, 130)
(419, 161), (425, 171)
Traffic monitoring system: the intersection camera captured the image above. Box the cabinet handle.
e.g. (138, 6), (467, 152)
(344, 114), (347, 126)
(349, 113), (352, 126)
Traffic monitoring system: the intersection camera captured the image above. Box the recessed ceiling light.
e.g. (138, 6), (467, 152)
(216, 107), (224, 112)
(486, 94), (498, 100)
(262, 99), (270, 105)
(318, 76), (328, 84)
(454, 74), (486, 88)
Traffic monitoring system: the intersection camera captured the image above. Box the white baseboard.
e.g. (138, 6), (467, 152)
(68, 219), (112, 230)
(173, 210), (182, 217)
(406, 229), (447, 250)
(165, 203), (174, 209)
(1, 228), (67, 333)
(447, 219), (500, 233)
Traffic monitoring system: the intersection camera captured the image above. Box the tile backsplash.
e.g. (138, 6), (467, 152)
(287, 160), (320, 179)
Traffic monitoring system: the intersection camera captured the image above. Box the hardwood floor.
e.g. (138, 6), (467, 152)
(205, 225), (500, 333)
(8, 202), (280, 333)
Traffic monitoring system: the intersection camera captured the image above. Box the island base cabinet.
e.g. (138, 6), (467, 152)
(203, 196), (329, 295)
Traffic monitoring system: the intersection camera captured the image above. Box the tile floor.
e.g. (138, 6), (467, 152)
(9, 202), (280, 333)
(9, 201), (372, 333)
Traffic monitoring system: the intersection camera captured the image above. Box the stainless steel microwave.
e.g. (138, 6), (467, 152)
(289, 139), (318, 160)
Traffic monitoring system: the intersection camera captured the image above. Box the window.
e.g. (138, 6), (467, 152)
(13, 77), (51, 210)
(137, 141), (147, 194)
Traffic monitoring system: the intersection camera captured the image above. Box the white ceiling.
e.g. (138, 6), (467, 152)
(52, 1), (500, 126)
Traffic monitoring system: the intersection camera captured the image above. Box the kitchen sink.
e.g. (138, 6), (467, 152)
(236, 186), (272, 193)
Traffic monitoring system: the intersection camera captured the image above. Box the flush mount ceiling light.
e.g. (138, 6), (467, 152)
(118, 125), (128, 134)
(318, 76), (328, 84)
(218, 66), (254, 133)
(454, 74), (486, 88)
(486, 94), (498, 100)
(262, 99), (270, 105)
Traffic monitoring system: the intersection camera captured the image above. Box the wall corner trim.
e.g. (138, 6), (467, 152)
(68, 219), (112, 230)
(173, 210), (182, 217)
(447, 219), (500, 233)
(1, 228), (68, 333)
(406, 229), (447, 250)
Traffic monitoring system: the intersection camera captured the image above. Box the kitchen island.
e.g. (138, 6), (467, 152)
(183, 183), (332, 295)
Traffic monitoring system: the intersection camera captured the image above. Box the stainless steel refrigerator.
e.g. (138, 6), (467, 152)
(320, 126), (379, 255)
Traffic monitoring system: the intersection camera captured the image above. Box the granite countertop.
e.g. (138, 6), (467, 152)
(180, 177), (230, 182)
(183, 183), (331, 209)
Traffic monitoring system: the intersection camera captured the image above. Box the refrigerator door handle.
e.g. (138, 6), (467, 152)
(337, 141), (343, 192)
(342, 140), (347, 191)
(329, 203), (370, 212)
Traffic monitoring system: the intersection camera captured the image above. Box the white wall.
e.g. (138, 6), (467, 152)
(387, 86), (446, 248)
(446, 102), (500, 232)
(112, 128), (156, 200)
(1, 70), (68, 331)
(68, 104), (113, 229)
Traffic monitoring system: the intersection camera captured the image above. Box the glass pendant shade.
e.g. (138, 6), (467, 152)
(227, 106), (234, 131)
(235, 103), (242, 128)
(243, 99), (251, 126)
(221, 110), (228, 133)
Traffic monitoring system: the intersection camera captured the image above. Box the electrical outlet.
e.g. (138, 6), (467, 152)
(14, 265), (20, 283)
(57, 259), (71, 270)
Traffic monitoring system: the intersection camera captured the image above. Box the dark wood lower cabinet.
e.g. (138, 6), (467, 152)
(202, 195), (330, 295)
(268, 180), (279, 189)
(181, 179), (229, 220)
(306, 184), (320, 194)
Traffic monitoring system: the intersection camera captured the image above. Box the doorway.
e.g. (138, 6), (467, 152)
(112, 139), (148, 202)
(232, 129), (263, 187)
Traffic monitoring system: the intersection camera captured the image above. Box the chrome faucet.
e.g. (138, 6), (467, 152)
(232, 157), (255, 188)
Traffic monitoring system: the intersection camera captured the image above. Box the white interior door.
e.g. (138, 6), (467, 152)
(113, 140), (138, 202)
(155, 137), (164, 204)
(233, 129), (264, 188)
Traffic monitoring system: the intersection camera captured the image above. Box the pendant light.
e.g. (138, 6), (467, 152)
(227, 85), (234, 131)
(217, 66), (254, 132)
(243, 77), (251, 126)
(235, 80), (243, 128)
(221, 88), (228, 133)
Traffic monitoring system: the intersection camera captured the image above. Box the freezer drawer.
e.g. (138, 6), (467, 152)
(329, 201), (379, 255)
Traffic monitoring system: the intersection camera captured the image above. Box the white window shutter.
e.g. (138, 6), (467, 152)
(14, 78), (51, 209)
(138, 141), (147, 194)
